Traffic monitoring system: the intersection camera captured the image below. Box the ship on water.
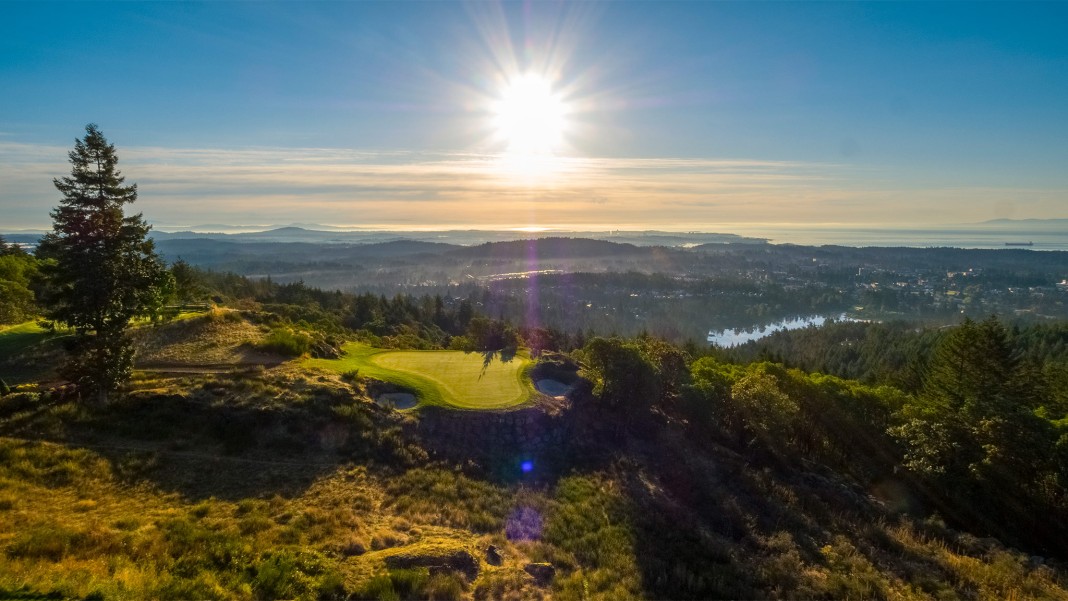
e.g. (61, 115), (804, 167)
(1005, 241), (1034, 246)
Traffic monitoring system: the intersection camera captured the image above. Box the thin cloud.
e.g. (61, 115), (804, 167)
(1, 141), (1060, 229)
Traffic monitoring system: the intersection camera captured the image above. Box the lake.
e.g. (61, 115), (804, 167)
(707, 314), (858, 347)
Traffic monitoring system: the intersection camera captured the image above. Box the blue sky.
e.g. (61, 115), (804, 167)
(3, 1), (1067, 230)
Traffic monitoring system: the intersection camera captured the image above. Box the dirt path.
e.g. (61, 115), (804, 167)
(134, 362), (281, 374)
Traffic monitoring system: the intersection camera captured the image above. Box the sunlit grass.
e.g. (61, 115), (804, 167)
(305, 343), (534, 409)
(0, 321), (63, 356)
(1, 428), (1065, 600)
(0, 438), (495, 600)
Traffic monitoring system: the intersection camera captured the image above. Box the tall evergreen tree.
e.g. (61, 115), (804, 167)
(170, 258), (206, 304)
(922, 316), (1017, 416)
(37, 124), (171, 404)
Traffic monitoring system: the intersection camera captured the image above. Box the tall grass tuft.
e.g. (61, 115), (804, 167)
(258, 328), (313, 357)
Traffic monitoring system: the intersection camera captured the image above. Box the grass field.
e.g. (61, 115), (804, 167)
(306, 343), (534, 410)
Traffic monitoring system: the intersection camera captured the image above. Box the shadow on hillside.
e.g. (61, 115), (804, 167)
(613, 425), (998, 600)
(0, 375), (413, 501)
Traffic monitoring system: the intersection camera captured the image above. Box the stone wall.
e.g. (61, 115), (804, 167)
(415, 405), (570, 460)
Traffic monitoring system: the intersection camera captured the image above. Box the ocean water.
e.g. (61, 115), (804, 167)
(725, 225), (1068, 251)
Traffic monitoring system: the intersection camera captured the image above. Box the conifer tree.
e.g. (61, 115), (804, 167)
(37, 124), (172, 404)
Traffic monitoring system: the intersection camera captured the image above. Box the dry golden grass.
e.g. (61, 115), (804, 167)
(887, 522), (1068, 601)
(132, 310), (278, 367)
(0, 434), (551, 600)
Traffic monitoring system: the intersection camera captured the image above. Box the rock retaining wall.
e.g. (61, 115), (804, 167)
(416, 405), (569, 459)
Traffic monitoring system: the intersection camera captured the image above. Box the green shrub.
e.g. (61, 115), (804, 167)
(357, 574), (402, 601)
(258, 328), (313, 357)
(240, 515), (273, 535)
(545, 476), (643, 600)
(152, 574), (220, 601)
(6, 525), (121, 562)
(159, 517), (252, 571)
(317, 569), (347, 600)
(355, 568), (435, 601)
(423, 573), (465, 600)
(473, 570), (531, 601)
(189, 501), (213, 519)
(6, 526), (80, 561)
(252, 551), (307, 600)
(0, 392), (37, 418)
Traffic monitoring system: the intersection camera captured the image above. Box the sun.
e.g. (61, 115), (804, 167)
(492, 73), (568, 156)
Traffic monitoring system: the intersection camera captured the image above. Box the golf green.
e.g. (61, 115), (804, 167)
(306, 343), (534, 409)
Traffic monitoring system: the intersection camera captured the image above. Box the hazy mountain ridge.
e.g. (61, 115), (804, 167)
(979, 218), (1068, 226)
(145, 227), (761, 247)
(445, 238), (648, 260)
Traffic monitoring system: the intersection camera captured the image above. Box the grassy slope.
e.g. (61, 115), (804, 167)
(305, 343), (534, 410)
(0, 322), (53, 357)
(0, 322), (67, 384)
(0, 311), (214, 384)
(0, 372), (552, 601)
(131, 310), (272, 366)
(4, 371), (1063, 601)
(1, 370), (1066, 600)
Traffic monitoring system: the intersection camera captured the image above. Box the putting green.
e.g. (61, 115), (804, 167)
(306, 343), (534, 409)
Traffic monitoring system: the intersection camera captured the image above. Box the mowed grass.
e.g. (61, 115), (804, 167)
(306, 343), (534, 410)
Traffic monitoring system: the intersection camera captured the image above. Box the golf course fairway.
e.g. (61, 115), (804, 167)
(306, 343), (534, 409)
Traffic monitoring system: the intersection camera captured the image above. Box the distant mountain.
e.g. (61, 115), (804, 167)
(231, 227), (359, 242)
(446, 237), (648, 260)
(341, 239), (458, 258)
(977, 218), (1068, 227)
(1, 233), (44, 246)
(152, 222), (361, 233)
(146, 227), (765, 247)
(151, 227), (394, 244)
(154, 237), (458, 270)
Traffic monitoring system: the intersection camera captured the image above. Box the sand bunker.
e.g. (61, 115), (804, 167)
(535, 379), (570, 397)
(376, 392), (418, 410)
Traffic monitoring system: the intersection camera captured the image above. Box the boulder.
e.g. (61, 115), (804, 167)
(485, 545), (503, 566)
(523, 562), (556, 585)
(385, 547), (480, 580)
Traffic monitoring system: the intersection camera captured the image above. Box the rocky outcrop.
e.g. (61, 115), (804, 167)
(523, 562), (556, 585)
(384, 547), (480, 580)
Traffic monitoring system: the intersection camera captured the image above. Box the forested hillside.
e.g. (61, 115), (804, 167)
(4, 260), (1068, 599)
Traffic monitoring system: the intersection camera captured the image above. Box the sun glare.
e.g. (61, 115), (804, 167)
(493, 73), (568, 156)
